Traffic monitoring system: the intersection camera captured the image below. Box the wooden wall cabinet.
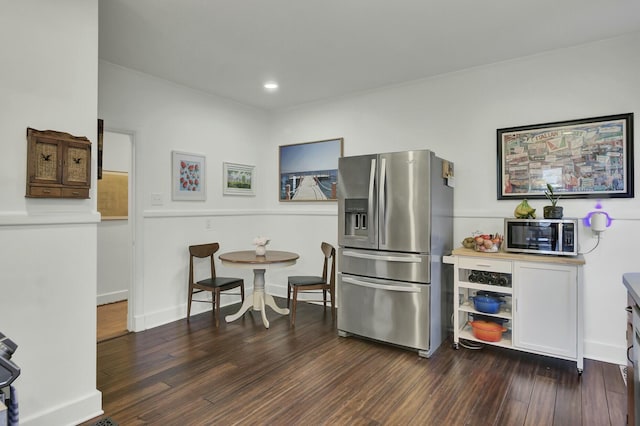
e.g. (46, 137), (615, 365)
(26, 128), (91, 199)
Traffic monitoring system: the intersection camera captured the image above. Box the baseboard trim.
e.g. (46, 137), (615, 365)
(20, 389), (102, 426)
(584, 339), (626, 365)
(97, 290), (128, 306)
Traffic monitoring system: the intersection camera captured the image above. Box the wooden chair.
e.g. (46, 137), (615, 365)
(287, 242), (336, 326)
(187, 242), (244, 327)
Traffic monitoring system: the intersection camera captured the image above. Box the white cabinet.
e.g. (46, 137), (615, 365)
(513, 262), (577, 358)
(446, 248), (584, 373)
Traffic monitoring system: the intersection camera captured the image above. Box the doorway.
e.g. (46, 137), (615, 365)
(97, 130), (134, 342)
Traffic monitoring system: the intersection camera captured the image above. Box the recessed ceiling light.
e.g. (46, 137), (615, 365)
(264, 82), (279, 90)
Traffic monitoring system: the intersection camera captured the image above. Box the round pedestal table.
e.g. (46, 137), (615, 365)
(219, 250), (299, 328)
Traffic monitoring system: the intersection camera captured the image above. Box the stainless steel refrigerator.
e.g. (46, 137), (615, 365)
(337, 149), (453, 357)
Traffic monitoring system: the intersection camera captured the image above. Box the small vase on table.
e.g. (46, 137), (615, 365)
(253, 236), (270, 256)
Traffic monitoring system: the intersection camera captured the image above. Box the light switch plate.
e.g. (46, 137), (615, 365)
(151, 193), (163, 206)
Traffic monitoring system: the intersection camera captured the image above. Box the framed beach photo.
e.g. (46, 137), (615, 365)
(497, 113), (634, 200)
(279, 138), (343, 202)
(172, 151), (206, 201)
(223, 162), (255, 196)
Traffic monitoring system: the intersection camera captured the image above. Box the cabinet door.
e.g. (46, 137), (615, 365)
(28, 134), (63, 185)
(513, 261), (577, 358)
(62, 140), (91, 187)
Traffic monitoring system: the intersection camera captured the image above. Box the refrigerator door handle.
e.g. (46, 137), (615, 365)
(342, 250), (423, 263)
(342, 276), (421, 293)
(368, 158), (376, 244)
(379, 157), (387, 246)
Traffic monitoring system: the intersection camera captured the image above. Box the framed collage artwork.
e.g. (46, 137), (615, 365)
(497, 113), (633, 200)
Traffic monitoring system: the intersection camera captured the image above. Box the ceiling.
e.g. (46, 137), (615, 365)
(99, 0), (640, 111)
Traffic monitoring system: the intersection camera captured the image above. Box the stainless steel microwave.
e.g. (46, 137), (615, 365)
(503, 218), (578, 256)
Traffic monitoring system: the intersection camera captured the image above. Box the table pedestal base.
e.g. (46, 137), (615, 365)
(225, 268), (289, 328)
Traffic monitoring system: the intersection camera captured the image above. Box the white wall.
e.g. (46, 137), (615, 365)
(98, 62), (277, 330)
(97, 131), (132, 305)
(0, 1), (102, 425)
(269, 33), (640, 364)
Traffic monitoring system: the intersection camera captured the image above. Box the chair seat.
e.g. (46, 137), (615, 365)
(287, 242), (336, 326)
(288, 275), (325, 286)
(188, 242), (245, 327)
(196, 277), (243, 288)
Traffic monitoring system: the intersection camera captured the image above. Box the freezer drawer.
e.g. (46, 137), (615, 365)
(339, 248), (430, 283)
(338, 274), (431, 351)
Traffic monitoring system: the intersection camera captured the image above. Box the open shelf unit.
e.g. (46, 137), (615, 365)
(444, 248), (585, 374)
(454, 257), (513, 348)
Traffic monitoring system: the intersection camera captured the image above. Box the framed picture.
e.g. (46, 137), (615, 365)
(97, 118), (104, 180)
(172, 151), (206, 201)
(97, 170), (128, 219)
(497, 113), (634, 200)
(279, 138), (343, 202)
(223, 162), (255, 196)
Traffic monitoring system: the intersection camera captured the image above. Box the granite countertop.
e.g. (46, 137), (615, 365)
(623, 273), (640, 305)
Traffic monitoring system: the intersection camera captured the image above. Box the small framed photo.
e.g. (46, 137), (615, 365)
(223, 162), (255, 196)
(172, 151), (206, 201)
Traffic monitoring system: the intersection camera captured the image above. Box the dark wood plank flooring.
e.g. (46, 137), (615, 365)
(84, 300), (627, 425)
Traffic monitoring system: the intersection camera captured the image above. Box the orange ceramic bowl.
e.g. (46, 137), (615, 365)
(469, 320), (507, 342)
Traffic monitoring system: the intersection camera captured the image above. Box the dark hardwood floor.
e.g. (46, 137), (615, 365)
(84, 300), (627, 425)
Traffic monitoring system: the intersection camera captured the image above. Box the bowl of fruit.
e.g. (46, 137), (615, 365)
(472, 234), (503, 253)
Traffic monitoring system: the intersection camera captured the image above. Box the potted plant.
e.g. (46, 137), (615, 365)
(543, 183), (563, 219)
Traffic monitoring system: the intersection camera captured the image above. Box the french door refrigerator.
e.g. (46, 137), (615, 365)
(337, 149), (453, 357)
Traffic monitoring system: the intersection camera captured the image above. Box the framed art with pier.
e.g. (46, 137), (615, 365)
(279, 138), (343, 202)
(497, 113), (634, 200)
